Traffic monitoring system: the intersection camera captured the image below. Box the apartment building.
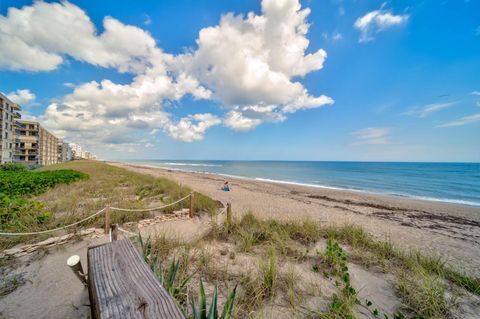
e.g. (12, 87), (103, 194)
(15, 120), (58, 166)
(14, 120), (39, 166)
(58, 141), (73, 162)
(0, 93), (21, 163)
(38, 125), (58, 165)
(69, 143), (82, 159)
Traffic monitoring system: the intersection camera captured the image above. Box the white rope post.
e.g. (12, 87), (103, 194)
(189, 192), (194, 218)
(67, 255), (87, 286)
(104, 206), (111, 234)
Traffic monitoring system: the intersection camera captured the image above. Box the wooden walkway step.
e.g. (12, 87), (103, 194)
(87, 239), (185, 319)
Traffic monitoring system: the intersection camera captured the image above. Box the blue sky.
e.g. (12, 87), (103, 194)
(0, 0), (479, 162)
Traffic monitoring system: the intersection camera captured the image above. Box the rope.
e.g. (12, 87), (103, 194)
(216, 207), (227, 216)
(109, 193), (191, 212)
(0, 192), (192, 237)
(0, 207), (107, 236)
(117, 227), (137, 237)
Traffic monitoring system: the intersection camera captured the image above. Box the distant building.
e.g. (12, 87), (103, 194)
(69, 143), (83, 160)
(14, 120), (39, 166)
(38, 125), (58, 165)
(58, 141), (73, 162)
(3, 90), (93, 166)
(15, 120), (58, 166)
(0, 93), (21, 163)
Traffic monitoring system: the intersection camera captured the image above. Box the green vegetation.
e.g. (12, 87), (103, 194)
(201, 212), (479, 318)
(0, 168), (88, 197)
(0, 163), (28, 172)
(139, 234), (237, 318)
(0, 165), (88, 237)
(190, 280), (236, 319)
(1, 161), (478, 318)
(0, 161), (220, 249)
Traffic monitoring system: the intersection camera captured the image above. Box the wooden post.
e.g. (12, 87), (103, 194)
(67, 255), (87, 286)
(189, 192), (194, 218)
(226, 203), (232, 233)
(111, 224), (118, 241)
(104, 206), (111, 234)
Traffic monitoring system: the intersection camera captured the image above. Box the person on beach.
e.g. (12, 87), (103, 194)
(222, 181), (230, 191)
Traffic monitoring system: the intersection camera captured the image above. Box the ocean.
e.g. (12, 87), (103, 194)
(127, 160), (480, 207)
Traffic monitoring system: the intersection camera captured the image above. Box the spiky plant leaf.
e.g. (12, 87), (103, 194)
(207, 286), (218, 319)
(220, 285), (237, 319)
(199, 279), (207, 319)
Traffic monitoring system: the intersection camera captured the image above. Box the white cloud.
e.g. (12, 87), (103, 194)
(352, 127), (391, 145)
(2, 0), (332, 148)
(322, 31), (343, 41)
(470, 91), (480, 96)
(6, 89), (36, 105)
(164, 114), (221, 142)
(0, 1), (159, 73)
(175, 0), (333, 126)
(403, 101), (458, 118)
(354, 5), (409, 42)
(437, 113), (480, 128)
(143, 14), (152, 26)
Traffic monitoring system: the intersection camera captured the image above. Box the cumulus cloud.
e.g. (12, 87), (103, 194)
(403, 101), (458, 118)
(0, 1), (159, 72)
(6, 89), (36, 105)
(352, 127), (390, 145)
(437, 113), (480, 128)
(1, 0), (332, 148)
(354, 5), (409, 42)
(164, 114), (221, 142)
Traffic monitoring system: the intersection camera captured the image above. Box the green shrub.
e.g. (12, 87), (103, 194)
(0, 169), (88, 233)
(0, 163), (28, 172)
(0, 169), (88, 197)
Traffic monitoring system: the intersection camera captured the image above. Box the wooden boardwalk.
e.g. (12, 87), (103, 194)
(87, 239), (185, 319)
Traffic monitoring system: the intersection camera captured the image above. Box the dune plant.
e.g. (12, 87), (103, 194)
(259, 246), (278, 298)
(190, 280), (237, 319)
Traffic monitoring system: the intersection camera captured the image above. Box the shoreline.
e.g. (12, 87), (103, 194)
(118, 160), (480, 208)
(112, 161), (480, 276)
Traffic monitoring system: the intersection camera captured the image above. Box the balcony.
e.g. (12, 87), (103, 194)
(15, 122), (25, 129)
(14, 112), (21, 119)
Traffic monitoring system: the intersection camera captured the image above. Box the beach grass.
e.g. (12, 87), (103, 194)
(2, 161), (478, 318)
(198, 212), (479, 317)
(0, 160), (221, 249)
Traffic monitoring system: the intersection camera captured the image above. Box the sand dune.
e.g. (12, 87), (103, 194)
(113, 162), (480, 277)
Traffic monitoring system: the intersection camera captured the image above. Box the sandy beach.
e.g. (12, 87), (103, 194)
(113, 162), (480, 277)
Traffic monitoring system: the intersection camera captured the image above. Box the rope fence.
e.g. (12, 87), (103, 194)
(109, 193), (191, 212)
(0, 207), (107, 236)
(0, 193), (195, 237)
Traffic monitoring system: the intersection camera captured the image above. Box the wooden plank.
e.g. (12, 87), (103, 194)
(87, 239), (185, 319)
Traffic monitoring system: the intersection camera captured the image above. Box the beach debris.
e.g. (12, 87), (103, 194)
(131, 208), (191, 229)
(0, 208), (191, 259)
(0, 228), (103, 259)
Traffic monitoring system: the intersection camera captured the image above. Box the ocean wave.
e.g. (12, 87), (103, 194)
(404, 195), (480, 207)
(122, 161), (480, 207)
(160, 162), (223, 167)
(253, 177), (345, 191)
(253, 178), (480, 207)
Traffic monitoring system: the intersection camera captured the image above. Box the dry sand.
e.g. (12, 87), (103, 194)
(113, 162), (480, 277)
(1, 162), (479, 319)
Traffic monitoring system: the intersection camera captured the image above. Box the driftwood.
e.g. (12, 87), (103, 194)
(87, 239), (185, 319)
